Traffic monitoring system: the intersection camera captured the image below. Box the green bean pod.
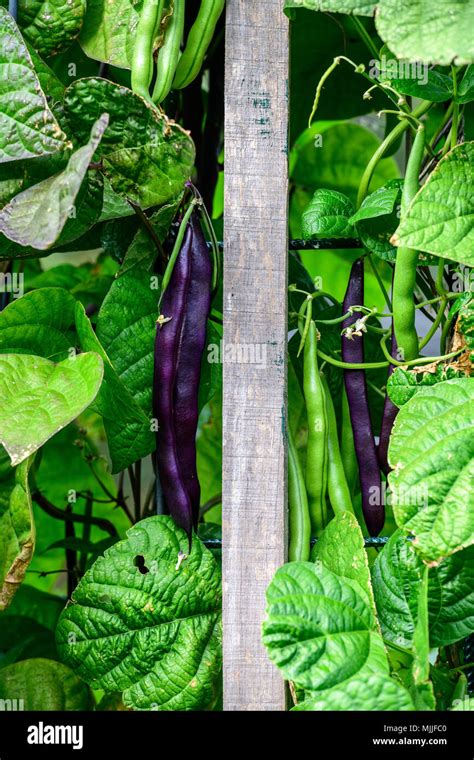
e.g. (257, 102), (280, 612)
(321, 375), (355, 516)
(172, 0), (225, 90)
(132, 0), (165, 102)
(392, 125), (425, 362)
(288, 425), (311, 562)
(303, 320), (328, 536)
(153, 0), (185, 104)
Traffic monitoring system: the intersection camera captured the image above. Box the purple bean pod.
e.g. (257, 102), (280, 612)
(173, 215), (212, 529)
(342, 258), (384, 536)
(153, 224), (194, 541)
(377, 332), (398, 475)
(153, 215), (213, 544)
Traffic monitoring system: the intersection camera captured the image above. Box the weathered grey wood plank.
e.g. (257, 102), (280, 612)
(223, 0), (289, 711)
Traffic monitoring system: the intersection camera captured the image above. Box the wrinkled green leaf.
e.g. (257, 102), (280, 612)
(8, 0), (87, 57)
(311, 511), (376, 617)
(429, 545), (474, 646)
(0, 658), (93, 710)
(0, 352), (104, 466)
(56, 516), (222, 711)
(0, 7), (69, 163)
(75, 303), (155, 473)
(387, 364), (467, 408)
(64, 78), (195, 208)
(284, 0), (376, 16)
(0, 455), (35, 611)
(294, 673), (415, 711)
(96, 270), (159, 417)
(388, 378), (474, 563)
(393, 143), (474, 266)
(0, 115), (108, 250)
(79, 0), (140, 69)
(376, 0), (474, 66)
(262, 561), (389, 691)
(0, 287), (76, 360)
(302, 189), (354, 239)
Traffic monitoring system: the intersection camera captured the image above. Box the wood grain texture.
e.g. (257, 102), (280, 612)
(223, 0), (289, 711)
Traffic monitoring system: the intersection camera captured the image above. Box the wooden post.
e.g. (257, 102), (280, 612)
(223, 0), (289, 710)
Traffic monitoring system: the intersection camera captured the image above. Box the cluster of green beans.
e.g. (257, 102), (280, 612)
(131, 0), (225, 106)
(288, 316), (355, 562)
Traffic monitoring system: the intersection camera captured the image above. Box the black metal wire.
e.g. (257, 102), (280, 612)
(202, 536), (388, 549)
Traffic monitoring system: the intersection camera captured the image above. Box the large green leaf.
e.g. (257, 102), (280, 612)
(284, 0), (376, 16)
(262, 561), (388, 691)
(0, 352), (104, 466)
(429, 545), (474, 647)
(64, 78), (195, 208)
(387, 365), (467, 408)
(393, 143), (474, 267)
(294, 673), (415, 711)
(0, 455), (34, 611)
(96, 270), (159, 417)
(302, 189), (354, 239)
(56, 516), (222, 711)
(0, 7), (69, 163)
(79, 0), (140, 69)
(0, 287), (76, 360)
(0, 115), (108, 250)
(388, 378), (474, 563)
(6, 0), (87, 57)
(0, 658), (93, 710)
(376, 0), (474, 66)
(311, 511), (377, 618)
(374, 531), (474, 650)
(75, 303), (155, 472)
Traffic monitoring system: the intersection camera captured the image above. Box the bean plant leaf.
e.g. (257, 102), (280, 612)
(374, 49), (454, 103)
(262, 562), (389, 691)
(374, 531), (474, 650)
(0, 115), (108, 250)
(120, 198), (182, 274)
(284, 0), (376, 17)
(410, 566), (436, 710)
(56, 516), (222, 711)
(458, 66), (474, 104)
(79, 0), (141, 70)
(429, 545), (474, 647)
(0, 287), (77, 360)
(387, 364), (467, 408)
(96, 270), (159, 417)
(349, 181), (401, 224)
(392, 143), (474, 267)
(75, 303), (155, 473)
(64, 78), (195, 208)
(376, 0), (474, 67)
(350, 179), (403, 261)
(388, 378), (474, 563)
(0, 658), (94, 710)
(0, 7), (69, 163)
(302, 189), (354, 239)
(0, 352), (104, 466)
(294, 673), (415, 711)
(5, 0), (87, 57)
(0, 455), (35, 611)
(311, 511), (377, 618)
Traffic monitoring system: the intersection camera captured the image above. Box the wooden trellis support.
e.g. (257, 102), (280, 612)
(223, 0), (289, 710)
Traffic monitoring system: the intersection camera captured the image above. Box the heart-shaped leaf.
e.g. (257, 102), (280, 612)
(56, 516), (222, 711)
(388, 378), (474, 563)
(0, 7), (69, 163)
(294, 673), (415, 711)
(0, 658), (93, 710)
(262, 561), (389, 691)
(0, 352), (104, 466)
(392, 142), (474, 267)
(0, 115), (108, 250)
